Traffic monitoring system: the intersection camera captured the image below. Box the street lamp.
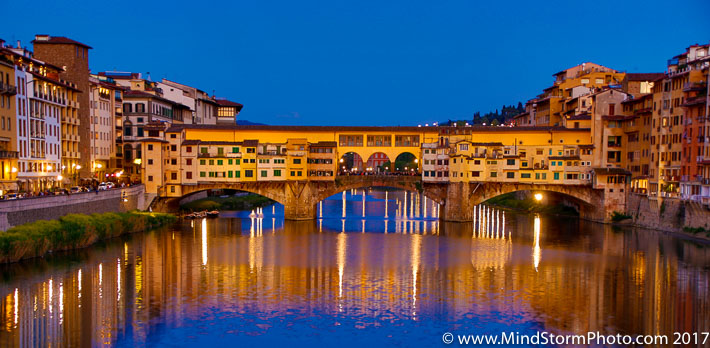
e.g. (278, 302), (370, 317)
(534, 193), (543, 202)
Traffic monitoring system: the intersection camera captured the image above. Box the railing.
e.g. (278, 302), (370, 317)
(0, 150), (18, 159)
(0, 83), (17, 95)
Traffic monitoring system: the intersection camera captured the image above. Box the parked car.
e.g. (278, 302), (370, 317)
(106, 182), (116, 189)
(98, 183), (108, 191)
(70, 186), (82, 194)
(5, 193), (18, 200)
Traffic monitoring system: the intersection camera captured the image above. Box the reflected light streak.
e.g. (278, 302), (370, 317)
(342, 191), (346, 218)
(336, 232), (347, 312)
(533, 215), (541, 271)
(385, 191), (389, 218)
(202, 218), (208, 266)
(98, 263), (103, 299)
(49, 278), (53, 314)
(362, 191), (366, 217)
(117, 258), (122, 302)
(411, 234), (421, 318)
(13, 288), (18, 327)
(59, 282), (63, 325)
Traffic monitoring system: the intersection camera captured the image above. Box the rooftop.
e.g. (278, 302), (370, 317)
(32, 35), (92, 49)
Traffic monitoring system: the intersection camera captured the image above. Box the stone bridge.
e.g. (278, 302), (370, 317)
(154, 176), (607, 221)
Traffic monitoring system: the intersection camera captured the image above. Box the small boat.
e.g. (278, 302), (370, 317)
(207, 210), (220, 217)
(184, 212), (197, 219)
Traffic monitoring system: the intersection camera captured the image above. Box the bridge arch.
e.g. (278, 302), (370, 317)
(338, 151), (366, 174)
(469, 182), (603, 220)
(393, 151), (419, 174)
(314, 175), (446, 205)
(365, 152), (391, 173)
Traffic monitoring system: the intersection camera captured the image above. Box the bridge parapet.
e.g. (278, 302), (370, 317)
(159, 176), (609, 222)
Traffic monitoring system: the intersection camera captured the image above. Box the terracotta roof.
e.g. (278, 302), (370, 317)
(29, 71), (81, 92)
(549, 156), (580, 160)
(593, 167), (631, 175)
(32, 36), (92, 49)
(182, 140), (243, 146)
(625, 73), (665, 82)
(139, 138), (168, 143)
(242, 139), (259, 147)
(310, 141), (337, 147)
(602, 115), (636, 121)
(215, 99), (244, 108)
(165, 124), (588, 133)
(567, 114), (591, 121)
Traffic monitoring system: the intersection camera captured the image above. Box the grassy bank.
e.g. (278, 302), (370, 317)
(0, 211), (177, 264)
(181, 194), (274, 211)
(485, 193), (579, 216)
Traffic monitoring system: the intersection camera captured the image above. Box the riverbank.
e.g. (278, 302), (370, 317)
(181, 193), (274, 212)
(0, 211), (177, 263)
(484, 192), (579, 216)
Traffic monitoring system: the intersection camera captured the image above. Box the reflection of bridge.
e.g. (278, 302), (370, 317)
(155, 174), (606, 221)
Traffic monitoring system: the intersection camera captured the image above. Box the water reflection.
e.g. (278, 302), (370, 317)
(0, 189), (708, 347)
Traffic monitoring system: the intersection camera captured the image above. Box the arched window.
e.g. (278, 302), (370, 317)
(124, 144), (133, 161)
(123, 121), (132, 136)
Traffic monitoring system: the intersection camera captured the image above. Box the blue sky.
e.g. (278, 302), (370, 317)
(2, 0), (709, 126)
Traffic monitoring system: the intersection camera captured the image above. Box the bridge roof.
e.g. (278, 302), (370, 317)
(593, 167), (631, 175)
(165, 124), (588, 133)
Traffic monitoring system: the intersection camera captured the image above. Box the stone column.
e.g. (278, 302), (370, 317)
(442, 182), (474, 222)
(283, 181), (317, 220)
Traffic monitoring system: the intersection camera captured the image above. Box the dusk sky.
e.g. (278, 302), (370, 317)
(3, 0), (709, 126)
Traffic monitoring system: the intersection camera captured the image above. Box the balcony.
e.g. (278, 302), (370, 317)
(0, 150), (18, 159)
(0, 83), (17, 95)
(683, 81), (707, 92)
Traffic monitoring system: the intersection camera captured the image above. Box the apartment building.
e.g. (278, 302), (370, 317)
(32, 35), (90, 181)
(88, 74), (120, 181)
(0, 43), (18, 194)
(3, 42), (75, 192)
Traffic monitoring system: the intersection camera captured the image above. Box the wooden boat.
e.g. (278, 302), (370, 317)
(206, 210), (220, 217)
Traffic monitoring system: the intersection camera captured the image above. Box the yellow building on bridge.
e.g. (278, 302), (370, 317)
(142, 124), (624, 193)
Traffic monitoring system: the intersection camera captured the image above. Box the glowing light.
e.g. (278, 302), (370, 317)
(133, 158), (141, 165)
(57, 175), (63, 181)
(533, 215), (541, 271)
(11, 167), (17, 173)
(201, 218), (208, 266)
(534, 193), (543, 201)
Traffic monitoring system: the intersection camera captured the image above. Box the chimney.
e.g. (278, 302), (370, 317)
(16, 40), (21, 49)
(34, 35), (50, 42)
(0, 38), (4, 48)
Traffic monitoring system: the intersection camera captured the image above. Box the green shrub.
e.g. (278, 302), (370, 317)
(0, 211), (176, 263)
(683, 226), (706, 234)
(611, 211), (632, 222)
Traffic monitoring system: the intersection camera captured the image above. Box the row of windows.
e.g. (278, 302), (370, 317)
(338, 135), (420, 147)
(425, 170), (592, 181)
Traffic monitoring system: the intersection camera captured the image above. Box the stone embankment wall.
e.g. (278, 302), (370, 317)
(0, 185), (147, 231)
(626, 194), (710, 234)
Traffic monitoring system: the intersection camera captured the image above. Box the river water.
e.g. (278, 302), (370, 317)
(0, 188), (709, 347)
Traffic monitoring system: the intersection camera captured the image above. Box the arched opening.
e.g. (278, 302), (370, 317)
(317, 186), (443, 232)
(391, 152), (419, 175)
(365, 152), (391, 173)
(338, 152), (365, 174)
(178, 188), (280, 213)
(481, 190), (592, 217)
